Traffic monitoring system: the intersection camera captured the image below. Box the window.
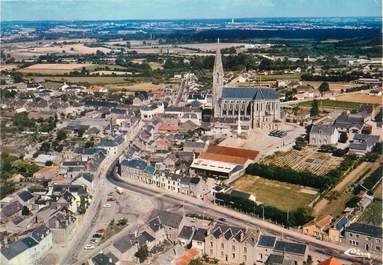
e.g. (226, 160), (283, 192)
(210, 242), (213, 247)
(349, 233), (353, 237)
(232, 253), (235, 259)
(376, 239), (381, 244)
(232, 245), (235, 251)
(221, 243), (224, 249)
(210, 249), (213, 255)
(221, 251), (224, 257)
(376, 245), (381, 251)
(244, 247), (247, 253)
(356, 234), (359, 238)
(243, 255), (247, 261)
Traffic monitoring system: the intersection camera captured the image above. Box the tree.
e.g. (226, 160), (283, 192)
(310, 99), (320, 117)
(56, 129), (67, 141)
(22, 206), (31, 216)
(134, 244), (149, 263)
(45, 160), (53, 166)
(318, 82), (330, 94)
(40, 142), (50, 153)
(189, 259), (204, 265)
(339, 132), (348, 143)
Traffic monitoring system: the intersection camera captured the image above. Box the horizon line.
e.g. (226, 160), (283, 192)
(1, 15), (381, 23)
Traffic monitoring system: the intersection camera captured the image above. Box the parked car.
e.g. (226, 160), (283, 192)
(84, 244), (95, 250)
(103, 203), (112, 208)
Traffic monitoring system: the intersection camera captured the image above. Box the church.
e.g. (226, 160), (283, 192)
(212, 42), (281, 130)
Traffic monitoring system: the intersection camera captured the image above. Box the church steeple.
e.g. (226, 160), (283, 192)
(213, 38), (224, 118)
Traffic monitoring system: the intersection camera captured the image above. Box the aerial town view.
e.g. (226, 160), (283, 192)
(0, 1), (382, 265)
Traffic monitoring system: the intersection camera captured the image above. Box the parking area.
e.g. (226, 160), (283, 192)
(219, 123), (305, 159)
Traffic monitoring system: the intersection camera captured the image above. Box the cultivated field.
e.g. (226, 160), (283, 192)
(0, 64), (19, 71)
(19, 63), (94, 75)
(233, 175), (318, 211)
(299, 99), (367, 111)
(25, 76), (130, 85)
(178, 42), (245, 51)
(263, 147), (343, 175)
(303, 81), (365, 91)
(335, 93), (383, 105)
(8, 43), (110, 59)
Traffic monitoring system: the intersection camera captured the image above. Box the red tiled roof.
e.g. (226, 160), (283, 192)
(319, 257), (343, 265)
(200, 152), (248, 165)
(206, 145), (259, 160)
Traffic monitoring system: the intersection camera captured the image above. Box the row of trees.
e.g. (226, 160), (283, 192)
(354, 165), (383, 195)
(215, 192), (312, 227)
(245, 163), (331, 191)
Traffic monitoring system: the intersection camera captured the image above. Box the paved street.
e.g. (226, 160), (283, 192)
(59, 121), (144, 265)
(108, 173), (381, 264)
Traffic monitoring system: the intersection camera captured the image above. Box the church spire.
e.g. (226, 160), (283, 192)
(213, 38), (224, 118)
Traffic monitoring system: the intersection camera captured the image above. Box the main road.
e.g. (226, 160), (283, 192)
(59, 121), (144, 265)
(108, 173), (381, 264)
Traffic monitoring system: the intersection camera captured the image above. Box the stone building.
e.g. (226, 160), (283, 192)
(212, 41), (281, 130)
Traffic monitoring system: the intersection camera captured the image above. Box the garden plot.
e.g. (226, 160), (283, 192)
(264, 147), (343, 175)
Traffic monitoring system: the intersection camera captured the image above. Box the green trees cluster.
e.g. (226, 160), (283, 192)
(354, 165), (383, 194)
(215, 193), (312, 227)
(310, 99), (320, 117)
(0, 153), (39, 198)
(318, 82), (330, 94)
(134, 244), (149, 263)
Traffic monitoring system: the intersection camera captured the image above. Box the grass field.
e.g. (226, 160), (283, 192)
(299, 99), (366, 111)
(358, 200), (382, 226)
(232, 175), (318, 211)
(303, 81), (365, 91)
(19, 63), (94, 75)
(26, 75), (131, 85)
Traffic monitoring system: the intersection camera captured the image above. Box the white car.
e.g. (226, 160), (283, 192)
(84, 244), (95, 250)
(103, 203), (112, 208)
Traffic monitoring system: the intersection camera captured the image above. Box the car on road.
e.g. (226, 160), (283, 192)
(90, 238), (98, 244)
(103, 203), (112, 208)
(92, 233), (103, 239)
(84, 244), (95, 250)
(218, 217), (226, 222)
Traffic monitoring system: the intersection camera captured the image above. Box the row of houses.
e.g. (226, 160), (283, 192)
(90, 210), (310, 265)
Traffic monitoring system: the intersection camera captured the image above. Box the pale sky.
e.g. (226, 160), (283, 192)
(1, 0), (381, 21)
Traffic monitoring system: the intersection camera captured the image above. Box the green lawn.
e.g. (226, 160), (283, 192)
(358, 199), (382, 226)
(232, 175), (318, 211)
(299, 99), (366, 111)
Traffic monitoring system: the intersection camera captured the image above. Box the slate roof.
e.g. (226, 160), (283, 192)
(274, 241), (307, 255)
(137, 231), (155, 246)
(210, 224), (245, 242)
(1, 237), (38, 260)
(334, 216), (349, 231)
(121, 159), (147, 171)
(178, 226), (194, 240)
(2, 201), (22, 217)
(148, 217), (164, 232)
(310, 124), (336, 136)
(113, 234), (136, 253)
(222, 87), (279, 100)
(156, 210), (183, 229)
(91, 252), (117, 265)
(17, 190), (34, 202)
(346, 223), (383, 239)
(258, 235), (277, 248)
(31, 224), (50, 242)
(192, 228), (207, 242)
